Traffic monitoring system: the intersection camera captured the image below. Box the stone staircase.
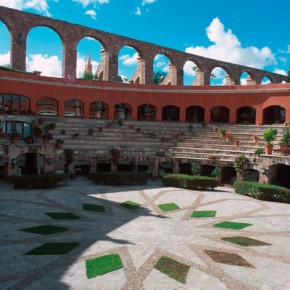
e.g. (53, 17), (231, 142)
(171, 124), (285, 164)
(48, 118), (197, 158)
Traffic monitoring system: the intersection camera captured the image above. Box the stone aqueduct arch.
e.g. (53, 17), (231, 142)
(0, 6), (287, 85)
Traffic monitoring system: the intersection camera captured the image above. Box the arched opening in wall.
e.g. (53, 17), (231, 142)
(210, 106), (230, 123)
(240, 72), (255, 85)
(89, 101), (109, 119)
(137, 161), (151, 173)
(237, 106), (256, 124)
(76, 37), (101, 79)
(162, 105), (180, 122)
(221, 166), (236, 184)
(0, 94), (31, 115)
(210, 67), (229, 86)
(263, 106), (285, 124)
(261, 76), (272, 85)
(244, 169), (259, 182)
(97, 161), (111, 172)
(16, 153), (45, 175)
(159, 162), (173, 176)
(3, 121), (32, 140)
(183, 61), (198, 85)
(117, 160), (133, 172)
(114, 103), (132, 120)
(36, 97), (58, 116)
(0, 21), (11, 67)
(64, 99), (84, 118)
(186, 106), (205, 123)
(75, 160), (90, 176)
(26, 26), (62, 77)
(200, 164), (215, 177)
(118, 46), (140, 84)
(153, 54), (170, 85)
(269, 164), (290, 189)
(180, 163), (192, 175)
(137, 104), (156, 121)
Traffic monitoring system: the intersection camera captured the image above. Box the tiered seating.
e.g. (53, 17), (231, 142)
(171, 124), (284, 164)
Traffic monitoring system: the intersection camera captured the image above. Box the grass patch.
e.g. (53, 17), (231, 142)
(25, 242), (79, 255)
(154, 256), (189, 284)
(45, 212), (80, 220)
(119, 200), (141, 210)
(191, 210), (216, 218)
(83, 204), (105, 212)
(86, 254), (123, 279)
(158, 203), (180, 212)
(221, 236), (271, 247)
(213, 221), (252, 230)
(19, 225), (69, 235)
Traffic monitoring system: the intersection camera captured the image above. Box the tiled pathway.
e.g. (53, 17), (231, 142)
(0, 179), (289, 290)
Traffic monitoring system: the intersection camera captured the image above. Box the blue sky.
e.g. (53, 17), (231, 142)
(0, 0), (289, 85)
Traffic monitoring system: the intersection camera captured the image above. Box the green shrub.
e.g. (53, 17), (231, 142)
(162, 174), (219, 190)
(89, 172), (148, 185)
(234, 181), (290, 203)
(14, 173), (68, 189)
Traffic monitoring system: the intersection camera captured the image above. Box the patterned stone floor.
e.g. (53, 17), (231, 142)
(0, 178), (290, 290)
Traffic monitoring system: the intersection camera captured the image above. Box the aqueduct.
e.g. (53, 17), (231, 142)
(0, 5), (287, 85)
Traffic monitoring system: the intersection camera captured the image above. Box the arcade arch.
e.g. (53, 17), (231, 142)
(114, 103), (132, 120)
(210, 67), (229, 86)
(64, 99), (84, 118)
(186, 106), (205, 123)
(89, 101), (109, 119)
(183, 61), (198, 85)
(0, 93), (30, 115)
(211, 106), (230, 123)
(153, 54), (170, 85)
(0, 21), (10, 66)
(263, 106), (285, 124)
(137, 104), (156, 121)
(162, 105), (180, 121)
(26, 26), (62, 77)
(36, 97), (58, 116)
(237, 106), (256, 124)
(76, 37), (102, 79)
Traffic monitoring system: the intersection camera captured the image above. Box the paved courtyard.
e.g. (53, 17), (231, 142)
(0, 178), (290, 290)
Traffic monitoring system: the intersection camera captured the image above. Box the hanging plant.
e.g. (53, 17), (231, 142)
(110, 146), (121, 164)
(234, 155), (247, 174)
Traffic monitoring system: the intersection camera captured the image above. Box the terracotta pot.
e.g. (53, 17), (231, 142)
(265, 144), (273, 155)
(234, 140), (239, 146)
(10, 137), (18, 145)
(55, 143), (62, 149)
(43, 136), (49, 144)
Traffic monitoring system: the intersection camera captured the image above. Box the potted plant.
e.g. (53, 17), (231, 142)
(279, 128), (290, 147)
(262, 127), (277, 155)
(218, 127), (226, 137)
(234, 155), (247, 174)
(234, 139), (240, 146)
(55, 138), (64, 149)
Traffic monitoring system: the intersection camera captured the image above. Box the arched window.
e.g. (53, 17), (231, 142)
(36, 97), (58, 116)
(186, 106), (205, 122)
(0, 94), (30, 115)
(114, 103), (132, 120)
(89, 101), (109, 119)
(237, 107), (256, 124)
(162, 105), (180, 121)
(64, 99), (84, 118)
(3, 121), (32, 139)
(263, 106), (285, 124)
(137, 104), (156, 121)
(211, 106), (230, 123)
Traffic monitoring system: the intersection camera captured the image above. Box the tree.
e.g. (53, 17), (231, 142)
(78, 71), (96, 80)
(287, 68), (290, 83)
(153, 71), (167, 84)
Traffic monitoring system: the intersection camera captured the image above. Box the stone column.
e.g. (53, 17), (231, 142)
(173, 159), (180, 174)
(152, 158), (159, 180)
(63, 42), (77, 79)
(11, 29), (27, 72)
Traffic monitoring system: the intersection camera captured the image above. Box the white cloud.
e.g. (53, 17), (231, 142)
(134, 7), (141, 16)
(73, 0), (108, 8)
(0, 51), (10, 66)
(142, 0), (156, 5)
(185, 17), (277, 70)
(120, 52), (138, 65)
(183, 61), (196, 77)
(0, 0), (57, 16)
(26, 53), (62, 77)
(274, 69), (287, 76)
(85, 9), (97, 20)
